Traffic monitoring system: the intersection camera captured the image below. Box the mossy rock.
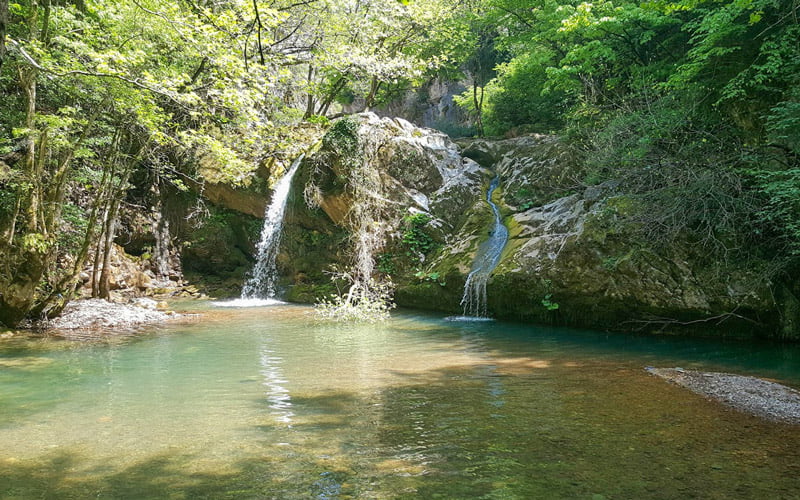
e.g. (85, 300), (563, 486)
(285, 283), (337, 304)
(182, 207), (260, 275)
(183, 272), (244, 299)
(395, 279), (464, 314)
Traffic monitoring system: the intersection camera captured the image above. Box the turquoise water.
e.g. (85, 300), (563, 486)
(2, 303), (800, 499)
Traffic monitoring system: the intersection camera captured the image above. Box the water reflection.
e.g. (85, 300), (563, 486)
(259, 343), (293, 425)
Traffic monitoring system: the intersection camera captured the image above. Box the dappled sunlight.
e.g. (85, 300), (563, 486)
(0, 356), (54, 369)
(0, 448), (285, 499)
(493, 356), (552, 373)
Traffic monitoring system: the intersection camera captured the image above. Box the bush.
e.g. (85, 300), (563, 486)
(579, 93), (760, 255)
(402, 213), (436, 259)
(474, 52), (569, 136)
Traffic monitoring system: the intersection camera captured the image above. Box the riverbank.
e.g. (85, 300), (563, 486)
(647, 367), (800, 424)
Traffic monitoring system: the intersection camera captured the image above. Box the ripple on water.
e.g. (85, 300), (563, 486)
(444, 315), (495, 323)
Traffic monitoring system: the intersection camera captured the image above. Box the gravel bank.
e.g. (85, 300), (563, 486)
(43, 298), (182, 331)
(647, 367), (800, 424)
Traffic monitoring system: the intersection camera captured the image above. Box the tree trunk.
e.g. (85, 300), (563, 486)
(91, 206), (108, 297)
(364, 76), (381, 111)
(316, 76), (347, 117)
(303, 65), (316, 119)
(19, 68), (39, 232)
(97, 206), (117, 299)
(97, 156), (134, 299)
(472, 79), (484, 137)
(0, 0), (8, 69)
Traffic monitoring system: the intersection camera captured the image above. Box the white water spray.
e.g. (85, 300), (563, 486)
(239, 154), (304, 300)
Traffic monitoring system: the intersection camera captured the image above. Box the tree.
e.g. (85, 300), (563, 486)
(0, 0), (287, 325)
(0, 0), (7, 69)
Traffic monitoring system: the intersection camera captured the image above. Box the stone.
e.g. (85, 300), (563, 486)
(130, 271), (153, 290)
(130, 297), (158, 310)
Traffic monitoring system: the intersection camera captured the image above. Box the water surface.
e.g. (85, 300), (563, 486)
(2, 303), (800, 499)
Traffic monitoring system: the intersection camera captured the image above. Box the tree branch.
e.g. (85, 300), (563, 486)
(7, 37), (191, 109)
(622, 310), (762, 333)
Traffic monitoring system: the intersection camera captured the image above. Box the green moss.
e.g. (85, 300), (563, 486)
(394, 279), (464, 313)
(285, 283), (337, 304)
(182, 207), (259, 275)
(320, 116), (361, 181)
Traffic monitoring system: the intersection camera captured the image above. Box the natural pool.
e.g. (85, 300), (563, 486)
(2, 303), (800, 499)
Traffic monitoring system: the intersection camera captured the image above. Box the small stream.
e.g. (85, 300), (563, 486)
(2, 303), (800, 498)
(460, 176), (509, 318)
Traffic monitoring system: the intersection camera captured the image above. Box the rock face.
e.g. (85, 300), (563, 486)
(279, 113), (792, 338)
(281, 113), (487, 302)
(345, 78), (475, 138)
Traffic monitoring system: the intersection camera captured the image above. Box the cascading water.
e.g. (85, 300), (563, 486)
(459, 176), (508, 318)
(239, 154), (304, 300)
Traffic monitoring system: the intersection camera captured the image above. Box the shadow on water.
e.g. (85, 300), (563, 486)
(368, 365), (800, 499)
(5, 306), (800, 498)
(400, 308), (800, 385)
(0, 446), (355, 499)
(1, 450), (267, 500)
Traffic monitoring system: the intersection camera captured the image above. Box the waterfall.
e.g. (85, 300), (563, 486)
(459, 176), (508, 318)
(240, 154), (304, 299)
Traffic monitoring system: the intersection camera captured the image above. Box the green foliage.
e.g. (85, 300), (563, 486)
(58, 203), (88, 254)
(305, 115), (330, 126)
(414, 270), (446, 286)
(315, 273), (396, 323)
(747, 166), (800, 256)
(376, 252), (397, 275)
(478, 52), (568, 136)
(507, 188), (536, 211)
(322, 116), (361, 167)
(569, 90), (764, 254)
(401, 212), (436, 259)
(540, 280), (559, 311)
(541, 294), (560, 311)
(1, 0), (799, 322)
(21, 233), (50, 254)
(766, 89), (800, 154)
(0, 176), (23, 219)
